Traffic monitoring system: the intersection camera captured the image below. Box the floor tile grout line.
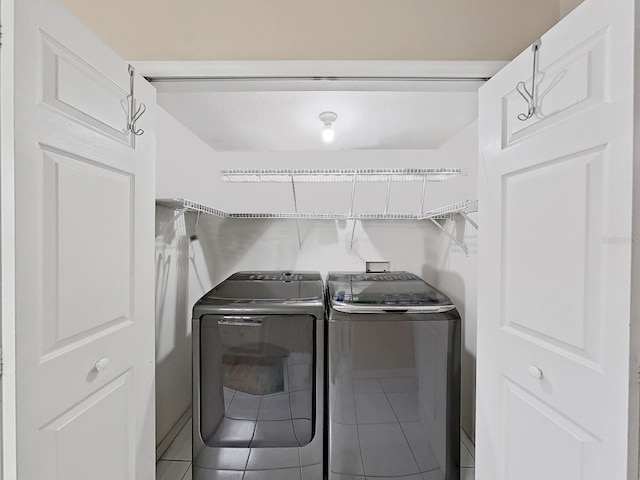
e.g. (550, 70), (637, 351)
(160, 420), (192, 463)
(159, 458), (191, 464)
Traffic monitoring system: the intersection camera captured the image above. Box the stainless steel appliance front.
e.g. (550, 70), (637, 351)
(192, 271), (324, 480)
(326, 272), (461, 480)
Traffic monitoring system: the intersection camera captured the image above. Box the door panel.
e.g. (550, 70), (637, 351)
(500, 379), (600, 480)
(501, 146), (606, 365)
(15, 0), (156, 479)
(40, 372), (135, 480)
(41, 32), (133, 145)
(42, 146), (133, 354)
(477, 1), (635, 479)
(502, 25), (607, 147)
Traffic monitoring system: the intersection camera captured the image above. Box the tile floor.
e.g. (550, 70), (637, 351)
(156, 417), (475, 480)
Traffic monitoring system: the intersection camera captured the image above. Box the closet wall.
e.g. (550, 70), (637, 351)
(155, 111), (213, 449)
(155, 105), (479, 442)
(156, 207), (212, 449)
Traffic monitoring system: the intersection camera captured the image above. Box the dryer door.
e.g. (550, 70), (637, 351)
(199, 314), (316, 447)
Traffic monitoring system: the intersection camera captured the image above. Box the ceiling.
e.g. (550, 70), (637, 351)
(153, 78), (483, 152)
(62, 0), (579, 62)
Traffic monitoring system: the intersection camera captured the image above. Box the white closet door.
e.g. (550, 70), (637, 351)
(13, 0), (156, 479)
(477, 1), (637, 479)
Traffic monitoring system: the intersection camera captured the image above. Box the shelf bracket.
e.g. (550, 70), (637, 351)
(348, 173), (358, 248)
(156, 207), (188, 240)
(350, 219), (357, 249)
(459, 211), (478, 230)
(290, 176), (302, 249)
(349, 173), (357, 215)
(429, 218), (469, 255)
(418, 177), (427, 215)
(384, 175), (392, 214)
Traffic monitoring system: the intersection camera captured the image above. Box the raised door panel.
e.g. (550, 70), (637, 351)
(41, 146), (134, 360)
(501, 146), (606, 367)
(41, 32), (132, 145)
(39, 373), (135, 480)
(499, 379), (601, 480)
(502, 28), (607, 147)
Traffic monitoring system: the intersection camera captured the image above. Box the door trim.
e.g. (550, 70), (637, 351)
(132, 60), (507, 83)
(0, 0), (16, 479)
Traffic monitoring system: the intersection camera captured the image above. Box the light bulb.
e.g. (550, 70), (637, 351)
(322, 125), (335, 143)
(319, 111), (337, 143)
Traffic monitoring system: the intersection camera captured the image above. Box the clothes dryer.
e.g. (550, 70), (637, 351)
(192, 271), (324, 479)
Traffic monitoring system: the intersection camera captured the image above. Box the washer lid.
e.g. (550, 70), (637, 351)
(327, 272), (456, 313)
(199, 271), (324, 305)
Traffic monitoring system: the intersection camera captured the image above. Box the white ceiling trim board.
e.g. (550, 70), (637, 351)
(132, 60), (508, 82)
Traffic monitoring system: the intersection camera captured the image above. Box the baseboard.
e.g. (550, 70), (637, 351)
(156, 405), (192, 462)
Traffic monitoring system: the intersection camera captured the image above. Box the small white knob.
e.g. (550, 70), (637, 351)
(528, 365), (543, 380)
(94, 358), (110, 372)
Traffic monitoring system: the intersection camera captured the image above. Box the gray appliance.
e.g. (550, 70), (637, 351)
(192, 271), (325, 480)
(326, 272), (461, 480)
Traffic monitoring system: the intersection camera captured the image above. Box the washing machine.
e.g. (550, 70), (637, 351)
(326, 271), (461, 480)
(192, 271), (325, 480)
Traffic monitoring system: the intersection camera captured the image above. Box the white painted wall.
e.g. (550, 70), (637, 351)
(155, 108), (214, 449)
(156, 127), (475, 218)
(155, 106), (479, 442)
(430, 123), (478, 441)
(155, 207), (191, 448)
(155, 205), (213, 452)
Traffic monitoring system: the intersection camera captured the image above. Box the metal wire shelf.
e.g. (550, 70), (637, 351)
(221, 168), (463, 183)
(156, 198), (478, 254)
(156, 198), (477, 221)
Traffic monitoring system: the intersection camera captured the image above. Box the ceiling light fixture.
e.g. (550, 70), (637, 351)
(319, 111), (337, 143)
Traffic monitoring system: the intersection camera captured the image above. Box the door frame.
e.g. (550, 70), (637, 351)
(133, 60), (507, 84)
(140, 58), (503, 453)
(630, 3), (640, 475)
(0, 0), (16, 478)
(141, 57), (640, 479)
